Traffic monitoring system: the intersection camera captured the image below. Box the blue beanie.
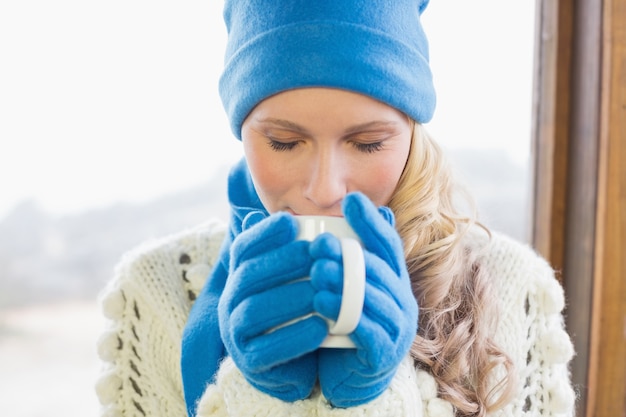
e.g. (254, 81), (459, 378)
(219, 0), (436, 140)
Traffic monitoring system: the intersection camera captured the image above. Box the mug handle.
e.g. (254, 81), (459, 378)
(327, 237), (365, 335)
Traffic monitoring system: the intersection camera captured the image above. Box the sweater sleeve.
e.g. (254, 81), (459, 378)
(95, 221), (227, 417)
(517, 258), (576, 416)
(485, 233), (577, 417)
(195, 355), (427, 417)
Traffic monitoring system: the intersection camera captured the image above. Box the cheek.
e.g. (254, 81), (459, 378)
(243, 145), (292, 212)
(361, 161), (405, 204)
(355, 146), (409, 206)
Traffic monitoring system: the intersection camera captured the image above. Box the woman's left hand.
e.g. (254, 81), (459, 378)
(310, 192), (418, 407)
(218, 211), (327, 402)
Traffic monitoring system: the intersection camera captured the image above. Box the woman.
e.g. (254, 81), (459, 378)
(96, 1), (576, 416)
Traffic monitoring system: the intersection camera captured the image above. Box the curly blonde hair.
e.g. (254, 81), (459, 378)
(388, 123), (516, 416)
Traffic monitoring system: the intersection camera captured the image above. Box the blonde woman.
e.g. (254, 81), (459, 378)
(96, 1), (575, 416)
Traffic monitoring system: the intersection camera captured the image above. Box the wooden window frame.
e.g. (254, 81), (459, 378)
(531, 0), (626, 416)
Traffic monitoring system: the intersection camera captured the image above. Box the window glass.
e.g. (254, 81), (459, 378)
(422, 1), (536, 243)
(0, 2), (537, 415)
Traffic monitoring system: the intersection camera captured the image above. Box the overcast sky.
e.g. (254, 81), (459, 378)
(0, 0), (535, 221)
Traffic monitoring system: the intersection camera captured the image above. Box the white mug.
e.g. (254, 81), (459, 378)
(295, 215), (365, 348)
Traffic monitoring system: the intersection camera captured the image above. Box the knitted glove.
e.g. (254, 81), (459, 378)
(218, 211), (328, 401)
(310, 192), (418, 407)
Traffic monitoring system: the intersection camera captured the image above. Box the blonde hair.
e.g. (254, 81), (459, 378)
(388, 123), (515, 416)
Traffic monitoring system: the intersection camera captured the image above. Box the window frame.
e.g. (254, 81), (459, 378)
(531, 0), (626, 416)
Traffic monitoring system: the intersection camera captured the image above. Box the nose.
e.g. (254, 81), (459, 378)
(303, 147), (347, 213)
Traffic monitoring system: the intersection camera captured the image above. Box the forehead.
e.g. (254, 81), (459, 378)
(246, 88), (408, 128)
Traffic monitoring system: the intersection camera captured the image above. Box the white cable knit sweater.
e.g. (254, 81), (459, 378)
(95, 219), (576, 417)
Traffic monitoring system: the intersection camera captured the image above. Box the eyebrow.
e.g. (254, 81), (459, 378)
(256, 117), (399, 135)
(256, 118), (311, 134)
(342, 120), (399, 135)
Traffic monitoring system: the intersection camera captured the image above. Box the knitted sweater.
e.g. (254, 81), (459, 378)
(95, 219), (576, 417)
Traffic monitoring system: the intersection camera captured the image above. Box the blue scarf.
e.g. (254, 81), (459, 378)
(180, 158), (267, 417)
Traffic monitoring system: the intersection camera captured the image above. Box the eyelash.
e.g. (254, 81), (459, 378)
(267, 139), (385, 153)
(353, 141), (385, 153)
(268, 139), (299, 152)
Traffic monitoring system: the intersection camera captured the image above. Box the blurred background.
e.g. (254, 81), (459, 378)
(0, 1), (535, 415)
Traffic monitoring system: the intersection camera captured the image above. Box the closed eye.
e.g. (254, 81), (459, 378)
(267, 139), (300, 152)
(352, 141), (385, 153)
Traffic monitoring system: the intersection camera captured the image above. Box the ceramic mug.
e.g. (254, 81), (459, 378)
(295, 215), (365, 348)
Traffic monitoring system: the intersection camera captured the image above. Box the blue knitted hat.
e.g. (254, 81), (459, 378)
(219, 0), (436, 139)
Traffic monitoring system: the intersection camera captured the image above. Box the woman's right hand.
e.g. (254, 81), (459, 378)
(217, 211), (327, 402)
(311, 192), (419, 407)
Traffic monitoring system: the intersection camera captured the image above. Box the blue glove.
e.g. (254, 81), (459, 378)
(218, 211), (328, 401)
(182, 158), (265, 417)
(310, 192), (418, 407)
(181, 235), (230, 417)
